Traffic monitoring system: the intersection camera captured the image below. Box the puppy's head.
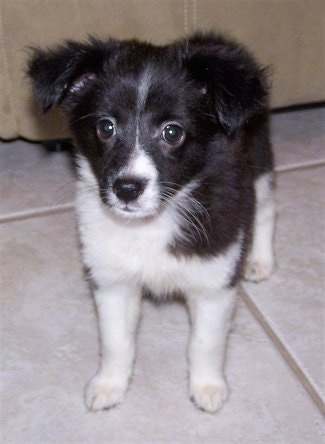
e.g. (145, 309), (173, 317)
(28, 34), (268, 219)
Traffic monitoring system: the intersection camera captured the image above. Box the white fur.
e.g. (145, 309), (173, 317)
(85, 283), (142, 410)
(136, 66), (152, 115)
(106, 149), (160, 218)
(244, 172), (276, 281)
(77, 155), (243, 412)
(77, 155), (243, 295)
(187, 287), (236, 413)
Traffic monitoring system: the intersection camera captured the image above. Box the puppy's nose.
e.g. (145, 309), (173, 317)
(113, 177), (147, 203)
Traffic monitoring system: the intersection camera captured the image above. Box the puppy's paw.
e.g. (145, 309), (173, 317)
(85, 376), (127, 411)
(190, 380), (228, 413)
(243, 258), (273, 282)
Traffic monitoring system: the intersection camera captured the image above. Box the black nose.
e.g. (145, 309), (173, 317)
(113, 177), (147, 203)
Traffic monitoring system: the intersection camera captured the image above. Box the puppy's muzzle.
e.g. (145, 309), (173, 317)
(113, 177), (147, 203)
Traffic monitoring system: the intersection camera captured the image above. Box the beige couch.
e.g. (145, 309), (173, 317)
(0, 0), (324, 141)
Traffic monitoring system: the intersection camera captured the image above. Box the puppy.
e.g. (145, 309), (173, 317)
(28, 33), (275, 413)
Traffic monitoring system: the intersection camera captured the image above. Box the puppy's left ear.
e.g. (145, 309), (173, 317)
(183, 34), (269, 135)
(27, 38), (112, 112)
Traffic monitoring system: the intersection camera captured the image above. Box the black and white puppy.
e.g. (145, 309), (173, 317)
(28, 33), (275, 413)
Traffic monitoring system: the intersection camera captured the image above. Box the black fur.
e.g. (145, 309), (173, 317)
(28, 33), (273, 285)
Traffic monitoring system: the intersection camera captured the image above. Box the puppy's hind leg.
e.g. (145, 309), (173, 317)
(85, 284), (142, 411)
(244, 172), (276, 282)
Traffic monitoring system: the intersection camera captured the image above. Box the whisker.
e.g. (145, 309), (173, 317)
(69, 112), (109, 128)
(161, 186), (210, 247)
(53, 180), (77, 206)
(175, 199), (210, 246)
(161, 183), (211, 230)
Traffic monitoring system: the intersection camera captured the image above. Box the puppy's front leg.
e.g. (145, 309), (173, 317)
(187, 287), (236, 413)
(85, 284), (142, 411)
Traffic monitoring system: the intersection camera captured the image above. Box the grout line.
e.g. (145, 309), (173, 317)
(275, 159), (325, 173)
(0, 203), (74, 224)
(239, 287), (325, 416)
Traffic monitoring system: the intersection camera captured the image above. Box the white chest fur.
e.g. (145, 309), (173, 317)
(75, 159), (243, 297)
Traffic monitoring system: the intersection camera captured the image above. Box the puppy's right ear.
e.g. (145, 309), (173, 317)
(181, 34), (269, 136)
(27, 39), (113, 112)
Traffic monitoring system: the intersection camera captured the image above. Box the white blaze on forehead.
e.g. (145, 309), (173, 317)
(137, 66), (153, 114)
(124, 149), (158, 182)
(116, 65), (159, 212)
(134, 66), (154, 152)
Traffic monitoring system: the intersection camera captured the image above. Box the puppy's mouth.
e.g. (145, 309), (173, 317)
(110, 203), (160, 220)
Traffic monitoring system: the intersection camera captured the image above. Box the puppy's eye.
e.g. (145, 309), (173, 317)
(161, 124), (185, 146)
(96, 118), (115, 141)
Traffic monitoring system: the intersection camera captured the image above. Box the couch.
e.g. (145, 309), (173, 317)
(0, 0), (324, 141)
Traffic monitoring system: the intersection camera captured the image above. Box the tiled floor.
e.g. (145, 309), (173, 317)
(1, 108), (325, 443)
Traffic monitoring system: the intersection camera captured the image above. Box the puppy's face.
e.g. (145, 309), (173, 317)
(69, 54), (214, 219)
(28, 36), (268, 219)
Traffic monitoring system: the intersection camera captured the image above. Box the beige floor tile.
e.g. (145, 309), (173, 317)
(271, 107), (325, 170)
(1, 213), (324, 443)
(0, 139), (75, 216)
(243, 166), (325, 402)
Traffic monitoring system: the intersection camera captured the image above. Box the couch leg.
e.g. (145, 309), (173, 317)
(43, 139), (73, 152)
